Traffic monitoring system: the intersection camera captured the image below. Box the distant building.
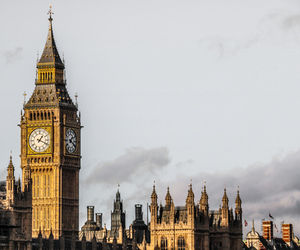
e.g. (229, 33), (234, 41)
(149, 184), (243, 250)
(0, 156), (32, 249)
(245, 220), (300, 250)
(79, 189), (150, 248)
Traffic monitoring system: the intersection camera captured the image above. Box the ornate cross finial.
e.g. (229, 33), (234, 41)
(48, 4), (54, 22)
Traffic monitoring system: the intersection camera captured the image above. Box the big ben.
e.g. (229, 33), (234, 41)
(20, 8), (81, 239)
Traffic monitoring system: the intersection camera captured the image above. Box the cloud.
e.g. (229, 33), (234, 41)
(81, 146), (300, 234)
(3, 47), (23, 64)
(84, 147), (170, 185)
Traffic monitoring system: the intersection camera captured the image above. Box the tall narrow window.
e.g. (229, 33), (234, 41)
(37, 176), (39, 197)
(44, 175), (46, 197)
(48, 175), (50, 197)
(178, 237), (185, 250)
(161, 237), (168, 250)
(33, 176), (35, 197)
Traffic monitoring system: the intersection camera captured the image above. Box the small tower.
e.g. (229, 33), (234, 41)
(186, 184), (195, 223)
(23, 160), (32, 192)
(165, 187), (172, 207)
(150, 184), (158, 227)
(199, 184), (209, 216)
(6, 155), (15, 206)
(235, 188), (242, 221)
(111, 188), (126, 238)
(221, 188), (229, 226)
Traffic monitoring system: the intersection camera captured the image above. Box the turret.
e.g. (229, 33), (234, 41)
(150, 184), (158, 227)
(235, 188), (242, 221)
(221, 188), (229, 226)
(6, 155), (15, 205)
(199, 184), (209, 216)
(23, 160), (32, 192)
(186, 184), (195, 225)
(165, 187), (172, 207)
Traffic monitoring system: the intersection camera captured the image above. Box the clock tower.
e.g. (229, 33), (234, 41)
(20, 9), (81, 239)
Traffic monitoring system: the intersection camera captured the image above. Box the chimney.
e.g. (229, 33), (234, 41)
(135, 204), (143, 221)
(282, 224), (293, 246)
(96, 213), (102, 229)
(87, 206), (94, 222)
(262, 221), (273, 240)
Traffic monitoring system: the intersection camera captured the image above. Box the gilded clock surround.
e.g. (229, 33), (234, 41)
(20, 12), (81, 240)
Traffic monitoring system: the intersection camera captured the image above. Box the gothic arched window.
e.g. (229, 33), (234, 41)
(161, 237), (168, 250)
(178, 236), (185, 250)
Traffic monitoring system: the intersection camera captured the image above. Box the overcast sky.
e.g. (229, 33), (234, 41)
(1, 0), (300, 237)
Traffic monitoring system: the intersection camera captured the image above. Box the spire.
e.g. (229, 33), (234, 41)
(116, 184), (121, 201)
(235, 188), (241, 207)
(222, 188), (229, 208)
(235, 187), (242, 220)
(186, 183), (194, 204)
(38, 5), (64, 69)
(25, 6), (77, 109)
(151, 182), (157, 205)
(200, 183), (209, 214)
(165, 187), (172, 206)
(7, 154), (14, 178)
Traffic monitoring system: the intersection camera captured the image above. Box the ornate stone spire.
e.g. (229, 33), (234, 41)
(200, 184), (209, 214)
(165, 187), (172, 206)
(235, 188), (242, 221)
(235, 189), (241, 207)
(222, 188), (229, 209)
(38, 5), (64, 69)
(25, 5), (76, 110)
(6, 154), (15, 206)
(151, 183), (157, 205)
(186, 183), (194, 204)
(7, 154), (14, 179)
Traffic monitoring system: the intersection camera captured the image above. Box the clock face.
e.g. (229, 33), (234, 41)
(29, 128), (50, 153)
(65, 128), (77, 153)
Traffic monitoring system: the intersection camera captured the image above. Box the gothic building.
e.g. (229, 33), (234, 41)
(0, 6), (248, 250)
(149, 184), (243, 250)
(20, 8), (81, 239)
(0, 156), (32, 249)
(111, 189), (126, 238)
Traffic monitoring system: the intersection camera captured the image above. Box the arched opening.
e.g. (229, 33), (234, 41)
(161, 237), (168, 250)
(178, 237), (185, 250)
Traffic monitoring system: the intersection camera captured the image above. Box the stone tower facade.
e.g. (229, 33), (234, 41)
(149, 184), (243, 250)
(111, 189), (126, 238)
(20, 10), (81, 239)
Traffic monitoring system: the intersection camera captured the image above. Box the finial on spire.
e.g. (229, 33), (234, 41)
(75, 93), (78, 107)
(48, 4), (54, 22)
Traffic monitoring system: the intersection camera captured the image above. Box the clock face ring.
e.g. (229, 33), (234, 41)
(66, 128), (77, 153)
(29, 128), (50, 153)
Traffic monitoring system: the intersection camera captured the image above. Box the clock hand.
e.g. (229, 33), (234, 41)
(40, 140), (49, 146)
(37, 135), (43, 143)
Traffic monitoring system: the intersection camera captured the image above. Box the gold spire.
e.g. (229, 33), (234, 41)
(151, 182), (157, 204)
(222, 188), (229, 208)
(186, 183), (194, 204)
(235, 188), (241, 207)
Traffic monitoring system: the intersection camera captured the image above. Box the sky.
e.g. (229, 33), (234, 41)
(1, 0), (300, 237)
